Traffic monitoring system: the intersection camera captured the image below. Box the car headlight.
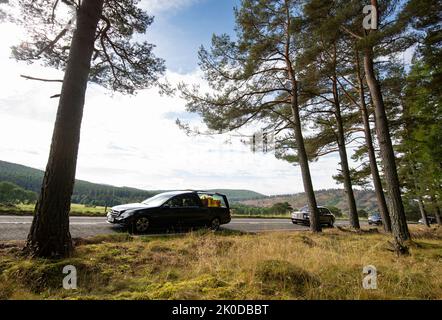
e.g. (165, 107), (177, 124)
(120, 210), (136, 219)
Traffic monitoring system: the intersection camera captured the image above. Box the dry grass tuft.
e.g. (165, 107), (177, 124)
(410, 225), (442, 240)
(73, 234), (134, 246)
(336, 225), (379, 234)
(256, 260), (320, 295)
(300, 235), (316, 247)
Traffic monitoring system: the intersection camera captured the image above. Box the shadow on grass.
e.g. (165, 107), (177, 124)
(73, 225), (249, 246)
(412, 241), (442, 250)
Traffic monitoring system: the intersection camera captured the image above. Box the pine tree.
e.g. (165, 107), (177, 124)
(179, 0), (322, 232)
(335, 0), (414, 245)
(398, 59), (442, 226)
(9, 0), (165, 258)
(298, 0), (360, 229)
(397, 0), (441, 226)
(351, 47), (392, 232)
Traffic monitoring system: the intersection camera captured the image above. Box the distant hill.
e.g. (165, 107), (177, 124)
(240, 189), (379, 214)
(205, 189), (265, 201)
(0, 160), (266, 206)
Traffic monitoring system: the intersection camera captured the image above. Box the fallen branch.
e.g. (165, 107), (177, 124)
(336, 225), (379, 234)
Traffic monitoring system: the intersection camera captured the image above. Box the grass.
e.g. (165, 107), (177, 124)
(0, 225), (441, 300)
(0, 203), (107, 216)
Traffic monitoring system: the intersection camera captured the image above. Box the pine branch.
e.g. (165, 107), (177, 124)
(340, 25), (363, 40)
(51, 0), (60, 22)
(35, 14), (75, 57)
(20, 75), (63, 82)
(99, 15), (118, 85)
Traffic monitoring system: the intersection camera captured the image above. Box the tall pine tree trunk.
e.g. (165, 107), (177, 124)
(332, 76), (360, 229)
(430, 195), (442, 226)
(418, 197), (430, 227)
(355, 51), (392, 232)
(290, 86), (321, 232)
(25, 0), (104, 258)
(411, 164), (429, 227)
(284, 0), (320, 232)
(363, 47), (410, 242)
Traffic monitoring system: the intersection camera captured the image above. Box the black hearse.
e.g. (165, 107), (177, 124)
(107, 190), (231, 233)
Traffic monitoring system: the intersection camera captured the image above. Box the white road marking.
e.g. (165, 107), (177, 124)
(0, 222), (32, 224)
(0, 221), (108, 225)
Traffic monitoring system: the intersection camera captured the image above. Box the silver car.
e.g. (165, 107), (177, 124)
(291, 206), (335, 227)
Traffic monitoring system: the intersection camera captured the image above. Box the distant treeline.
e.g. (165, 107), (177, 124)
(231, 202), (294, 216)
(0, 160), (266, 207)
(240, 188), (425, 220)
(0, 181), (37, 205)
(0, 161), (157, 206)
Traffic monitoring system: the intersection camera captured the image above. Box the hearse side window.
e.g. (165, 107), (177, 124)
(165, 194), (201, 208)
(165, 196), (182, 208)
(182, 195), (201, 207)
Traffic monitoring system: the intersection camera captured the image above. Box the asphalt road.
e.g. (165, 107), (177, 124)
(0, 216), (364, 241)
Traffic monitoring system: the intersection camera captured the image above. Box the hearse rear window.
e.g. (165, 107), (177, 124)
(198, 194), (227, 208)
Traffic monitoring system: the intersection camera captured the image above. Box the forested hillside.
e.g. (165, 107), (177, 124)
(0, 160), (265, 206)
(241, 189), (382, 215)
(0, 160), (158, 206)
(240, 189), (423, 220)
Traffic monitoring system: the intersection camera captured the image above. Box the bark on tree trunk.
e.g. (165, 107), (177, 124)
(332, 76), (360, 229)
(355, 51), (392, 232)
(363, 47), (410, 242)
(25, 0), (104, 258)
(418, 197), (430, 227)
(430, 195), (442, 226)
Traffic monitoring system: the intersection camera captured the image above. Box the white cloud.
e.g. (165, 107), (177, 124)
(139, 0), (203, 14)
(400, 45), (416, 68)
(0, 22), (349, 196)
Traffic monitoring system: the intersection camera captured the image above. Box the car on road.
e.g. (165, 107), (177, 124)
(107, 190), (231, 233)
(368, 213), (383, 226)
(418, 216), (438, 225)
(291, 206), (335, 227)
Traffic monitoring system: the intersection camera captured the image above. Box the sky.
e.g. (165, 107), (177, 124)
(0, 0), (408, 196)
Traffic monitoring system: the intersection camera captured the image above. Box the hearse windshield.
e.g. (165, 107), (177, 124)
(142, 193), (174, 206)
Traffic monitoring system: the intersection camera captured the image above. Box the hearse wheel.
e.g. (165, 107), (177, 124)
(132, 217), (150, 234)
(210, 218), (221, 231)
